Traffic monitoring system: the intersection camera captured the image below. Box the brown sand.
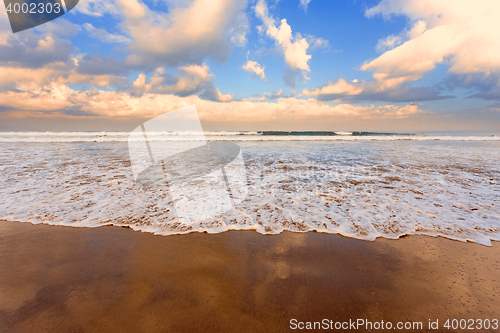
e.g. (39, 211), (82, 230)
(0, 220), (498, 332)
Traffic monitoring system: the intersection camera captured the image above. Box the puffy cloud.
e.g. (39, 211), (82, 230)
(301, 78), (447, 102)
(209, 88), (234, 102)
(131, 64), (233, 101)
(65, 73), (129, 88)
(375, 20), (426, 53)
(244, 89), (284, 101)
(0, 27), (232, 101)
(0, 84), (428, 122)
(361, 25), (459, 89)
(0, 32), (73, 68)
(242, 60), (266, 81)
(197, 98), (430, 122)
(0, 66), (58, 92)
(82, 23), (132, 44)
(0, 83), (78, 112)
(302, 78), (362, 97)
(0, 54), (130, 92)
(256, 0), (318, 86)
(0, 16), (232, 100)
(255, 0), (310, 71)
(363, 0), (500, 90)
(116, 0), (249, 67)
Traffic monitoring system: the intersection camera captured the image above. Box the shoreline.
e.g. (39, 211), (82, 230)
(1, 220), (499, 332)
(3, 219), (498, 247)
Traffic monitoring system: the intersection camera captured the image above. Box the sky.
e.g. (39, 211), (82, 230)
(0, 0), (500, 132)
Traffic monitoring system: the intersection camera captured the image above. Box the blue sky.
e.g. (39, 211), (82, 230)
(0, 0), (499, 131)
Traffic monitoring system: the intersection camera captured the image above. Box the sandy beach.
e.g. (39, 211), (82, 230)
(0, 220), (498, 332)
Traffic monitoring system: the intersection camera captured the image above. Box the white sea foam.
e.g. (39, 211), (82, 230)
(0, 138), (499, 245)
(0, 131), (499, 142)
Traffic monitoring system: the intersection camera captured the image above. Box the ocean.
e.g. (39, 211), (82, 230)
(1, 131), (499, 245)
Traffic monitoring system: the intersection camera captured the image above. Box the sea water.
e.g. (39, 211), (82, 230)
(0, 131), (499, 245)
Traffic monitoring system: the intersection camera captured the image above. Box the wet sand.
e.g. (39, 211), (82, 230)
(0, 220), (498, 332)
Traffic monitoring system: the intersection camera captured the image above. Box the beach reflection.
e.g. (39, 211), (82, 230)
(1, 221), (499, 333)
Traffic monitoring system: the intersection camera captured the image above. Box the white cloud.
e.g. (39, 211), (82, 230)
(0, 62), (130, 93)
(0, 66), (58, 91)
(300, 77), (445, 102)
(0, 79), (427, 122)
(0, 83), (77, 112)
(363, 0), (500, 88)
(131, 64), (233, 101)
(306, 35), (330, 52)
(255, 0), (312, 85)
(227, 10), (250, 47)
(375, 20), (426, 53)
(0, 31), (73, 68)
(301, 78), (362, 96)
(244, 89), (283, 101)
(115, 0), (249, 67)
(255, 0), (310, 71)
(212, 88), (234, 102)
(73, 0), (119, 17)
(82, 23), (132, 44)
(35, 19), (80, 37)
(242, 60), (266, 81)
(299, 0), (312, 12)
